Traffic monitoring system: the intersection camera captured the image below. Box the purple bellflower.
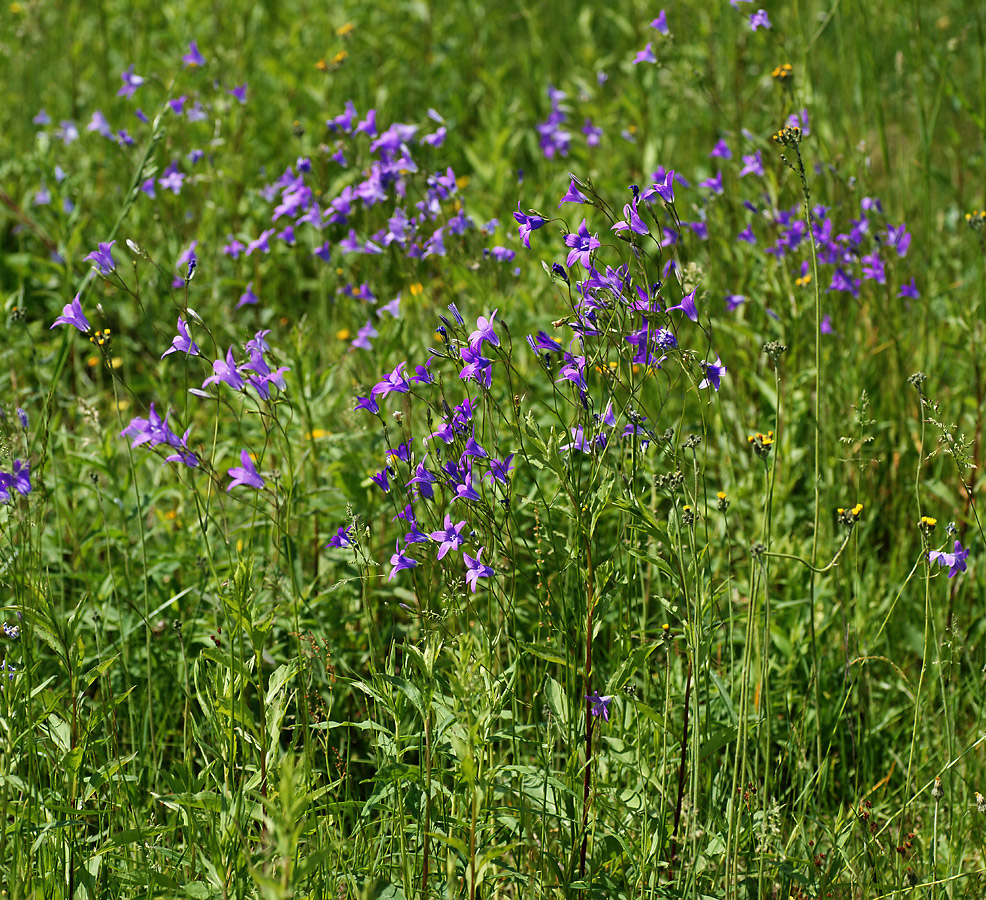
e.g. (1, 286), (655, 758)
(84, 241), (116, 275)
(227, 450), (264, 491)
(430, 514), (467, 559)
(564, 219), (601, 269)
(469, 310), (500, 350)
(51, 294), (91, 333)
(326, 525), (352, 548)
(929, 540), (970, 578)
(388, 542), (418, 580)
(202, 347), (245, 391)
(464, 548), (495, 592)
(586, 691), (614, 722)
(514, 204), (546, 247)
(698, 355), (727, 392)
(162, 318), (200, 358)
(182, 41), (207, 67)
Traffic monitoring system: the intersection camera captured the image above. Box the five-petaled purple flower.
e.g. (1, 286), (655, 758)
(227, 450), (264, 491)
(514, 204), (546, 248)
(469, 310), (500, 350)
(564, 219), (601, 269)
(464, 547), (495, 592)
(698, 355), (727, 392)
(372, 362), (411, 397)
(203, 347), (245, 391)
(651, 10), (669, 34)
(389, 542), (418, 580)
(586, 691), (614, 722)
(12, 460), (31, 496)
(613, 197), (649, 235)
(429, 514), (467, 559)
(928, 540), (970, 578)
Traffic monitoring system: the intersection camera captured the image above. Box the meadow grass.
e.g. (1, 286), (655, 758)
(1, 1), (986, 898)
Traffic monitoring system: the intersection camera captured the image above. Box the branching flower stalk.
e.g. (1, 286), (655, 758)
(775, 124), (824, 775)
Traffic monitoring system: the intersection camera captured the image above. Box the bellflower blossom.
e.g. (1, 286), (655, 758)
(559, 179), (589, 206)
(227, 450), (264, 491)
(633, 43), (657, 65)
(117, 65), (145, 99)
(469, 310), (500, 349)
(202, 347), (245, 391)
(928, 540), (970, 578)
(326, 526), (352, 548)
(564, 220), (601, 269)
(698, 356), (727, 392)
(666, 289), (698, 322)
(430, 515), (466, 559)
(612, 197), (649, 235)
(739, 151), (765, 177)
(749, 9), (771, 30)
(50, 294), (91, 333)
(161, 318), (200, 358)
(464, 548), (495, 592)
(182, 41), (206, 67)
(12, 460), (31, 496)
(513, 204), (546, 248)
(389, 542), (418, 580)
(586, 691), (614, 722)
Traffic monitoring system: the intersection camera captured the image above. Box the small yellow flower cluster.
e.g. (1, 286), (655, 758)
(747, 430), (774, 459)
(89, 327), (112, 348)
(919, 515), (937, 534)
(965, 209), (986, 231)
(771, 126), (802, 148)
(795, 270), (812, 287)
(771, 63), (793, 81)
(837, 503), (864, 526)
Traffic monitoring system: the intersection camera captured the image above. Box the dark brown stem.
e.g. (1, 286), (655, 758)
(579, 546), (596, 882)
(670, 659), (693, 866)
(422, 712), (431, 893)
(0, 188), (59, 252)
